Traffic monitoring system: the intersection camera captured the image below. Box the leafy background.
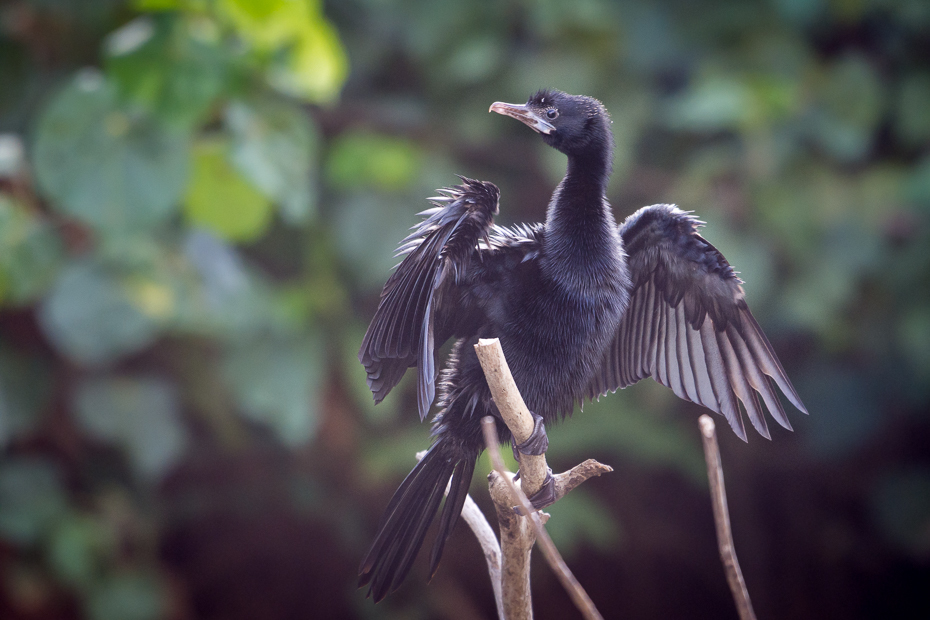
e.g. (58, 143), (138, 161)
(1, 0), (929, 618)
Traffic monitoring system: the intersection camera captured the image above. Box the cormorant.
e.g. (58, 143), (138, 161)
(357, 89), (807, 601)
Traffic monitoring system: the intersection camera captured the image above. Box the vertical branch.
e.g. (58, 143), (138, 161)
(475, 338), (605, 620)
(699, 415), (757, 620)
(473, 338), (548, 497)
(486, 463), (536, 620)
(481, 419), (603, 620)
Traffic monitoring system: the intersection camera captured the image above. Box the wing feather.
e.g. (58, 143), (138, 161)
(677, 303), (699, 403)
(666, 304), (685, 399)
(589, 204), (806, 440)
(359, 177), (500, 420)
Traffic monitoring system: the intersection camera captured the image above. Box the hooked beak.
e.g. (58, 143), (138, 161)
(489, 101), (556, 135)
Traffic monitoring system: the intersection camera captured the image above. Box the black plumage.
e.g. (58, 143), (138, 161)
(358, 89), (807, 601)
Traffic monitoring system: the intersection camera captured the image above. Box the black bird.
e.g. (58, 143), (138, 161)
(358, 89), (807, 601)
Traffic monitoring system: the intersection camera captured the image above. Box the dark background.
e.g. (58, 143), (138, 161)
(1, 0), (929, 618)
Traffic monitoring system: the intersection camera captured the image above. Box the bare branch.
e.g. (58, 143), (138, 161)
(699, 415), (757, 620)
(461, 493), (505, 620)
(474, 337), (604, 620)
(486, 465), (535, 620)
(474, 338), (548, 498)
(552, 459), (614, 504)
(482, 418), (603, 620)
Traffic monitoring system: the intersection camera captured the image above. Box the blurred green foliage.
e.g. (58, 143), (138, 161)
(0, 0), (928, 618)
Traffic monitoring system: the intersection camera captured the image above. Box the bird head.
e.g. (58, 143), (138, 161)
(489, 89), (612, 158)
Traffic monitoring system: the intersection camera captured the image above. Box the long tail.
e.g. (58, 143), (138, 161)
(358, 439), (476, 601)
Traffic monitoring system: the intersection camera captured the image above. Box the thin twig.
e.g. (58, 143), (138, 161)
(699, 415), (757, 620)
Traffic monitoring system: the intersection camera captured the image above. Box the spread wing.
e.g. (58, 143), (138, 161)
(359, 177), (500, 420)
(588, 204), (807, 440)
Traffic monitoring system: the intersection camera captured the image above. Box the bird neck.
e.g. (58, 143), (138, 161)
(562, 150), (611, 204)
(543, 148), (619, 273)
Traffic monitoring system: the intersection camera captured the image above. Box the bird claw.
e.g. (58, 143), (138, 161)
(507, 411), (555, 511)
(510, 411), (549, 461)
(513, 470), (557, 513)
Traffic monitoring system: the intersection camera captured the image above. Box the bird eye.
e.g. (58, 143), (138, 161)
(546, 109), (559, 120)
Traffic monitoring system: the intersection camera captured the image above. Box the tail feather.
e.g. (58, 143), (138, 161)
(385, 469), (448, 592)
(358, 441), (476, 602)
(429, 457), (476, 577)
(359, 452), (450, 596)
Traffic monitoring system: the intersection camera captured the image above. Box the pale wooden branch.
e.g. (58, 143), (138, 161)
(699, 415), (757, 620)
(552, 459), (614, 504)
(482, 418), (604, 620)
(462, 492), (505, 619)
(486, 462), (536, 620)
(473, 338), (548, 499)
(474, 338), (606, 620)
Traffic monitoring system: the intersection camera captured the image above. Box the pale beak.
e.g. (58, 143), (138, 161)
(489, 101), (556, 135)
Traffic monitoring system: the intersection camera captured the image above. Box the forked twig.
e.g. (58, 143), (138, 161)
(699, 415), (757, 620)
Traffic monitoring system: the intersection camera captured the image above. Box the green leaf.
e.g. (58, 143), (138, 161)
(0, 195), (64, 306)
(665, 76), (752, 132)
(222, 332), (323, 445)
(441, 35), (503, 85)
(783, 223), (880, 336)
(32, 69), (189, 235)
(0, 457), (67, 545)
(183, 139), (274, 242)
(332, 191), (421, 289)
(86, 572), (167, 620)
(225, 98), (318, 224)
(178, 229), (284, 338)
(134, 0), (181, 9)
(46, 514), (114, 590)
(105, 14), (229, 130)
(268, 15), (348, 103)
(665, 73), (800, 133)
(218, 0), (348, 103)
(38, 261), (161, 365)
(74, 375), (188, 479)
(181, 228), (249, 309)
(326, 131), (422, 192)
(0, 134), (25, 177)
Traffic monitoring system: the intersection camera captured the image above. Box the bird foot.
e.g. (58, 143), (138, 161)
(507, 411), (556, 512)
(514, 470), (557, 513)
(509, 410), (549, 461)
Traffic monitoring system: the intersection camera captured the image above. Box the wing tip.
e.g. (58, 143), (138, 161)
(730, 413), (749, 442)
